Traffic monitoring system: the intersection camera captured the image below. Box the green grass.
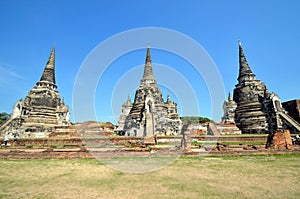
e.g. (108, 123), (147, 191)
(24, 143), (80, 148)
(0, 154), (299, 198)
(221, 141), (266, 145)
(156, 142), (180, 146)
(221, 134), (268, 137)
(191, 141), (217, 146)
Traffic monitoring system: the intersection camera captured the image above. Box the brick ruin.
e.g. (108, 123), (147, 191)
(0, 41), (299, 146)
(116, 44), (182, 137)
(219, 93), (241, 134)
(0, 47), (70, 138)
(231, 41), (300, 135)
(282, 100), (300, 124)
(266, 129), (293, 149)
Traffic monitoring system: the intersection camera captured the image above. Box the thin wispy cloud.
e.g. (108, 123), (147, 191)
(0, 64), (26, 89)
(0, 65), (24, 80)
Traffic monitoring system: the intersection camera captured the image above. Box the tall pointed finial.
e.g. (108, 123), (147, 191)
(166, 89), (171, 103)
(228, 92), (232, 101)
(127, 94), (131, 103)
(142, 43), (154, 79)
(145, 42), (151, 64)
(167, 94), (171, 103)
(238, 40), (255, 82)
(124, 94), (132, 106)
(40, 46), (56, 84)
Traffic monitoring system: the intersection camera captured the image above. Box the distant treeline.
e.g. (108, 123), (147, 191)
(180, 116), (212, 125)
(0, 112), (10, 126)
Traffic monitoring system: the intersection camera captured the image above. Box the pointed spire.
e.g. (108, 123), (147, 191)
(167, 93), (171, 103)
(40, 47), (56, 84)
(146, 43), (151, 63)
(238, 40), (255, 82)
(228, 92), (233, 101)
(126, 94), (131, 105)
(142, 43), (154, 79)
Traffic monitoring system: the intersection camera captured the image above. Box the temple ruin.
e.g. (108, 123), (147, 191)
(222, 93), (237, 124)
(282, 100), (300, 124)
(233, 41), (300, 134)
(0, 47), (70, 138)
(218, 92), (241, 134)
(116, 44), (182, 136)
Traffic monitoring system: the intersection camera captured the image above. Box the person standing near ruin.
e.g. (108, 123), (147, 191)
(3, 137), (9, 146)
(13, 130), (18, 142)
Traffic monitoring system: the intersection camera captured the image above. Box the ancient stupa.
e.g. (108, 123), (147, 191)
(221, 92), (237, 124)
(0, 47), (70, 138)
(116, 44), (182, 136)
(233, 41), (300, 134)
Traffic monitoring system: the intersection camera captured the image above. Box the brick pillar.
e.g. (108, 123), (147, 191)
(266, 129), (293, 149)
(181, 131), (191, 152)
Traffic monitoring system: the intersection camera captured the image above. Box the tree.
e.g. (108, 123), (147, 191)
(0, 112), (10, 126)
(180, 116), (212, 125)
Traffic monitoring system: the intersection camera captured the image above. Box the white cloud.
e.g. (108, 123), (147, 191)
(0, 66), (23, 79)
(0, 65), (24, 87)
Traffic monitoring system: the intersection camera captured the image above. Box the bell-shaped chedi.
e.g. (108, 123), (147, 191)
(116, 44), (182, 137)
(233, 41), (269, 134)
(0, 47), (70, 138)
(222, 92), (237, 124)
(233, 41), (300, 134)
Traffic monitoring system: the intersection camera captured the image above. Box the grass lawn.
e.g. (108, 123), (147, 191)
(0, 154), (299, 198)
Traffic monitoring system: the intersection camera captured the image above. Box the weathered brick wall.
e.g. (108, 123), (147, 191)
(1, 146), (299, 159)
(266, 129), (293, 149)
(8, 135), (268, 147)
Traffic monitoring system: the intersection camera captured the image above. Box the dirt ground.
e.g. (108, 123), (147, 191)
(0, 154), (299, 198)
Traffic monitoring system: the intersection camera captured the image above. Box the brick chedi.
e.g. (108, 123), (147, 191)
(0, 47), (70, 138)
(116, 44), (182, 137)
(222, 92), (237, 124)
(116, 95), (133, 132)
(219, 92), (241, 134)
(233, 41), (270, 134)
(233, 41), (300, 134)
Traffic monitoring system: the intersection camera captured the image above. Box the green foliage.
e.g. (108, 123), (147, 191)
(0, 119), (6, 126)
(221, 141), (266, 146)
(180, 116), (212, 125)
(0, 112), (10, 119)
(0, 112), (10, 126)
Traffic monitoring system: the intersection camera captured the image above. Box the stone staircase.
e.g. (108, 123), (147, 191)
(0, 118), (23, 136)
(0, 118), (14, 133)
(278, 111), (300, 133)
(207, 123), (221, 136)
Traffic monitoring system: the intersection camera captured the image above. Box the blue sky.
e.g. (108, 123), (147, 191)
(0, 0), (299, 123)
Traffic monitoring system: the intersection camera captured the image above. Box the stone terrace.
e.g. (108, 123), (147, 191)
(1, 135), (299, 159)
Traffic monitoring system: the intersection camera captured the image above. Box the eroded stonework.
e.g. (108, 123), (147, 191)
(116, 45), (182, 136)
(221, 93), (237, 124)
(0, 47), (70, 138)
(233, 41), (300, 134)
